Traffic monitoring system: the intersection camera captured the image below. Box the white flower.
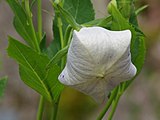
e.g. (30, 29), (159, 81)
(58, 26), (137, 103)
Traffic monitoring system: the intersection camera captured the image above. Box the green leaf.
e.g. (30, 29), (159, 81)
(63, 0), (95, 24)
(47, 0), (95, 58)
(7, 0), (39, 49)
(7, 37), (63, 102)
(130, 29), (146, 73)
(13, 16), (33, 46)
(110, 4), (130, 30)
(0, 77), (7, 98)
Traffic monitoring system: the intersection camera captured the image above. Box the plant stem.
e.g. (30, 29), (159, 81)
(64, 25), (73, 45)
(53, 103), (59, 120)
(57, 16), (64, 49)
(57, 14), (66, 70)
(96, 87), (119, 120)
(37, 96), (45, 120)
(25, 0), (40, 52)
(34, 1), (44, 120)
(37, 0), (42, 41)
(51, 98), (60, 120)
(107, 87), (121, 120)
(50, 5), (65, 120)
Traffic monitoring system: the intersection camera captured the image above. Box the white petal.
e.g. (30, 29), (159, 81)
(58, 26), (137, 103)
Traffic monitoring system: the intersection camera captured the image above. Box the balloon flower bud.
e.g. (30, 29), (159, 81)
(58, 26), (137, 103)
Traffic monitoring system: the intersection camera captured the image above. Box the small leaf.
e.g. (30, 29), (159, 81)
(116, 0), (134, 19)
(0, 77), (7, 98)
(135, 5), (149, 15)
(110, 4), (130, 30)
(7, 37), (63, 102)
(46, 45), (69, 70)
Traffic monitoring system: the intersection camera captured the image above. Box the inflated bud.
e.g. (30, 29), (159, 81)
(58, 26), (137, 103)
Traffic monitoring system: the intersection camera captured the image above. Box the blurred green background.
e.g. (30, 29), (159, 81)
(0, 0), (160, 120)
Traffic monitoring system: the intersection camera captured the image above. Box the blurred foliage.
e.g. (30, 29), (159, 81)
(0, 77), (7, 98)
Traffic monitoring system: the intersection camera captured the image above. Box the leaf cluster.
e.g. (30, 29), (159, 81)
(6, 0), (95, 103)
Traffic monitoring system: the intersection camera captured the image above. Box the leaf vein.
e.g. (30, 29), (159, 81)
(12, 42), (52, 100)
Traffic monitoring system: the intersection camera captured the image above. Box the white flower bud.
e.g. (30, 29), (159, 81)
(58, 27), (137, 103)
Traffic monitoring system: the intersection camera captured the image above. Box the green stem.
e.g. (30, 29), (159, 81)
(67, 29), (73, 45)
(107, 87), (121, 120)
(57, 16), (64, 49)
(96, 87), (119, 120)
(64, 25), (73, 46)
(50, 5), (65, 120)
(62, 25), (73, 68)
(37, 96), (45, 120)
(37, 0), (42, 41)
(51, 99), (60, 120)
(57, 14), (65, 69)
(27, 1), (44, 119)
(25, 0), (40, 52)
